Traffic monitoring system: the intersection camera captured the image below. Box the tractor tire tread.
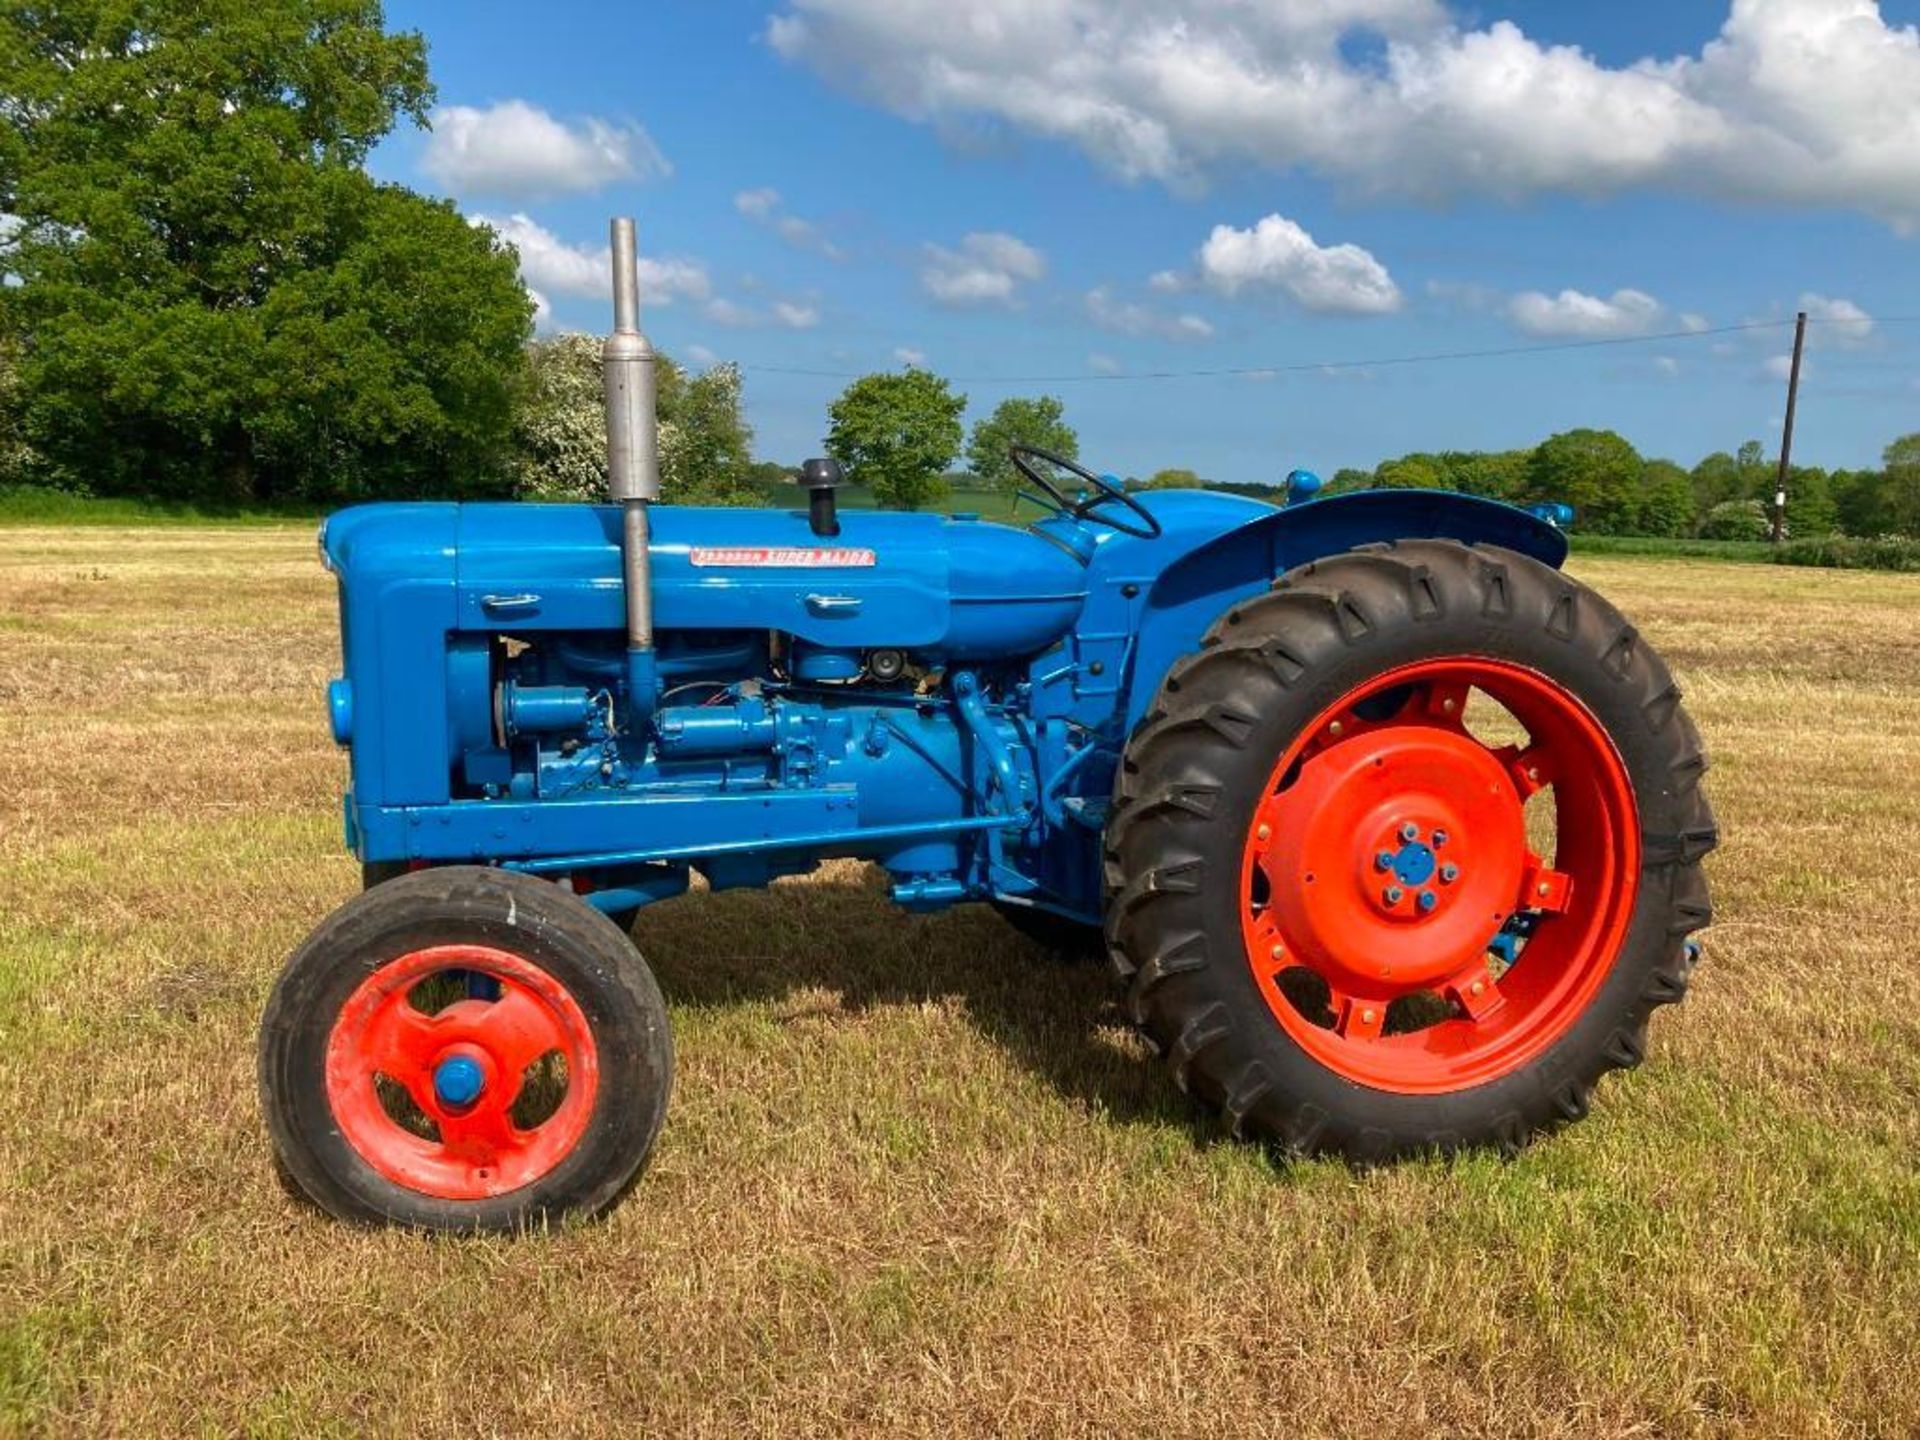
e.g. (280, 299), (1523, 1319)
(1104, 538), (1717, 1162)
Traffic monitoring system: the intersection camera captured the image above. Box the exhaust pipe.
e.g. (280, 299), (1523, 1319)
(604, 217), (660, 724)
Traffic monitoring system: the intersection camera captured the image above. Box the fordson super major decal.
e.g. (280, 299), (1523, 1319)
(689, 547), (877, 568)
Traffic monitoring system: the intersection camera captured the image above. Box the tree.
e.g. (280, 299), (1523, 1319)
(1525, 429), (1643, 534)
(1635, 460), (1696, 538)
(512, 334), (757, 505)
(657, 357), (757, 506)
(1143, 467), (1204, 490)
(826, 369), (965, 510)
(1689, 452), (1744, 516)
(1885, 434), (1920, 536)
(1443, 450), (1530, 501)
(0, 332), (31, 484)
(1782, 465), (1837, 538)
(1374, 454), (1446, 489)
(965, 395), (1077, 495)
(1700, 498), (1769, 541)
(0, 0), (532, 503)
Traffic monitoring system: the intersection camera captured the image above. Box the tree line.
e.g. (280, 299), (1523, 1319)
(4, 2), (1916, 539)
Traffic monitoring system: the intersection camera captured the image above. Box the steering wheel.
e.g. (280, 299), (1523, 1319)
(1008, 445), (1163, 539)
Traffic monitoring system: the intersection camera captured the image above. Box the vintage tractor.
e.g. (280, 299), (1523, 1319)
(260, 221), (1716, 1230)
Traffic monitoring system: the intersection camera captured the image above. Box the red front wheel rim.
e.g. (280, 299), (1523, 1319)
(324, 945), (600, 1200)
(1240, 658), (1641, 1094)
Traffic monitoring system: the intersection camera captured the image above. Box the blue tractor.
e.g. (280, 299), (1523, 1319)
(261, 222), (1716, 1230)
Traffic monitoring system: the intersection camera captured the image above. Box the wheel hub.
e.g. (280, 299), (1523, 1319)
(1261, 725), (1527, 992)
(432, 1051), (487, 1109)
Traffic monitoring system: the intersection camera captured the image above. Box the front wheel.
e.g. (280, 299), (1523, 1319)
(1104, 539), (1715, 1159)
(260, 866), (672, 1230)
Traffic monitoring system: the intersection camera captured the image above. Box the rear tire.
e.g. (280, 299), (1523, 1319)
(260, 866), (672, 1230)
(1103, 540), (1715, 1159)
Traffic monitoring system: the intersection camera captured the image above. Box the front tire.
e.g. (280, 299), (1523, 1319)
(1104, 540), (1715, 1159)
(260, 866), (673, 1230)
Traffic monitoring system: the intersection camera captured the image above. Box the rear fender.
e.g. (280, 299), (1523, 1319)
(1122, 490), (1568, 732)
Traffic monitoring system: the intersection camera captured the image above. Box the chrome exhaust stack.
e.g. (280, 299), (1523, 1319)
(604, 217), (660, 721)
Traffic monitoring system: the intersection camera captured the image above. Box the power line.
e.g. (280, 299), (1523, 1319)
(737, 314), (1920, 386)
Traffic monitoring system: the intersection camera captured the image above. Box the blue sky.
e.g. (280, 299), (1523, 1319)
(374, 0), (1920, 482)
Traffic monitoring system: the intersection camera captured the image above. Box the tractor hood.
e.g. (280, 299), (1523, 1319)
(322, 501), (1091, 661)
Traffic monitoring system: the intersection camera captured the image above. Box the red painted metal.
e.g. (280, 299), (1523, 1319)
(324, 944), (599, 1200)
(1239, 658), (1640, 1094)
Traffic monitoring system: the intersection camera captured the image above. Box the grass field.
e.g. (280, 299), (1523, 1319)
(2, 525), (1918, 1438)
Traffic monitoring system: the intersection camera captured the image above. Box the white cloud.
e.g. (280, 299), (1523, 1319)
(1084, 286), (1214, 340)
(734, 187), (845, 258)
(1763, 352), (1810, 381)
(687, 344), (721, 367)
(1652, 355), (1681, 378)
(704, 295), (821, 328)
(475, 213), (710, 306)
(1197, 214), (1400, 315)
(1147, 268), (1187, 293)
(1799, 292), (1874, 346)
(921, 231), (1045, 306)
(1088, 353), (1123, 375)
(894, 346), (928, 366)
(528, 288), (554, 330)
(1679, 312), (1711, 333)
(768, 0), (1920, 225)
(772, 300), (821, 329)
(425, 101), (667, 198)
(1506, 286), (1664, 338)
(734, 187), (781, 220)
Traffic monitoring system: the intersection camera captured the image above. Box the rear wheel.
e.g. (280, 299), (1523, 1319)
(260, 866), (672, 1230)
(1104, 540), (1715, 1158)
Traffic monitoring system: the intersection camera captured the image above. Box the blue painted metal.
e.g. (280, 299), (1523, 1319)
(1390, 840), (1437, 887)
(433, 1054), (485, 1108)
(1284, 469), (1323, 505)
(321, 483), (1567, 925)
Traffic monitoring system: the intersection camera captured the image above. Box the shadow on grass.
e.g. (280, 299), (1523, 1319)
(630, 865), (1210, 1140)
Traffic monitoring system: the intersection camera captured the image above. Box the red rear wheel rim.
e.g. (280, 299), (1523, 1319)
(1239, 657), (1640, 1094)
(324, 945), (600, 1200)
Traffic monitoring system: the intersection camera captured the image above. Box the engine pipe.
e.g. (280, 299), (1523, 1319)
(604, 217), (662, 727)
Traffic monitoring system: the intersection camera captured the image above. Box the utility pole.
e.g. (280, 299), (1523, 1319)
(1772, 309), (1807, 544)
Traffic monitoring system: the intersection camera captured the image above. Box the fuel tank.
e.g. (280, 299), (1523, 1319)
(323, 501), (1091, 661)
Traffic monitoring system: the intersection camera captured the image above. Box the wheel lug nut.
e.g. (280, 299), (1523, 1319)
(1432, 830), (1449, 847)
(1399, 822), (1419, 841)
(1417, 890), (1438, 913)
(1439, 863), (1459, 883)
(1374, 850), (1395, 871)
(1256, 823), (1272, 841)
(1384, 886), (1404, 904)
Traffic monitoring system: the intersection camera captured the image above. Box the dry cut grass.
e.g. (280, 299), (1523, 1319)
(1, 526), (1918, 1438)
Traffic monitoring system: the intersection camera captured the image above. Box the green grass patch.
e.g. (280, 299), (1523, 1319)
(0, 485), (322, 528)
(1565, 533), (1776, 562)
(1771, 534), (1920, 573)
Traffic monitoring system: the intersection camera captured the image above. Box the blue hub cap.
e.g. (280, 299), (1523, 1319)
(1389, 839), (1437, 887)
(433, 1054), (486, 1109)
